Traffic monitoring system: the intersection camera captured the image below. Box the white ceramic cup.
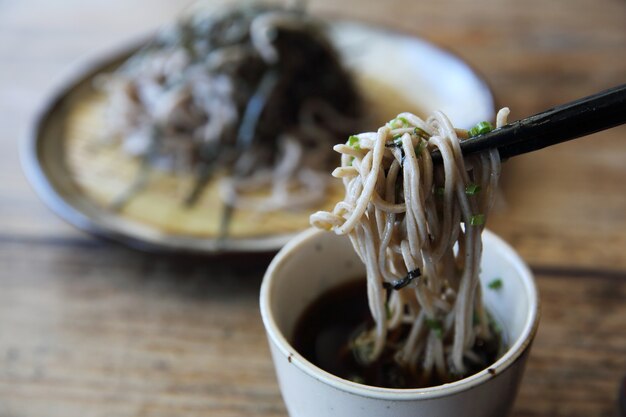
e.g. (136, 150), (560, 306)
(260, 228), (540, 417)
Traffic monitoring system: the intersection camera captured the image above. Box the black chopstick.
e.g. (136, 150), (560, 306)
(431, 83), (626, 162)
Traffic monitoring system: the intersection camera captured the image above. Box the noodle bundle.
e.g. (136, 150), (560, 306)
(311, 108), (509, 382)
(98, 4), (364, 211)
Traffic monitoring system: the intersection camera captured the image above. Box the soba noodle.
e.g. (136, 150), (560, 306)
(98, 4), (364, 212)
(311, 108), (509, 381)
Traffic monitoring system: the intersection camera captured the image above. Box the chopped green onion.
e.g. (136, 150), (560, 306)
(393, 139), (403, 148)
(414, 140), (427, 155)
(389, 133), (406, 148)
(435, 186), (445, 196)
(348, 135), (360, 149)
(469, 214), (485, 226)
(414, 127), (429, 139)
(488, 278), (503, 290)
(348, 375), (366, 384)
(349, 156), (355, 166)
(425, 318), (443, 338)
(350, 338), (374, 365)
(389, 116), (410, 128)
(465, 183), (482, 195)
(468, 121), (494, 137)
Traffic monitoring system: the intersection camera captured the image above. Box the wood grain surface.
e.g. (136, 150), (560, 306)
(1, 0), (625, 416)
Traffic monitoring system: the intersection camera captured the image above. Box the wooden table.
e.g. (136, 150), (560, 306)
(1, 0), (624, 416)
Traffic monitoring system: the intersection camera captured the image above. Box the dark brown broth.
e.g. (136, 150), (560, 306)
(292, 279), (504, 389)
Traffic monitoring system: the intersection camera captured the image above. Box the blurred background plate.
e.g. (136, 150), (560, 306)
(20, 19), (494, 254)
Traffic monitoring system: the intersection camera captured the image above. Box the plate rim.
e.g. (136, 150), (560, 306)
(20, 19), (495, 255)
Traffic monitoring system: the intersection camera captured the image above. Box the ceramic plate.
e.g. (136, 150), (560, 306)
(21, 20), (494, 254)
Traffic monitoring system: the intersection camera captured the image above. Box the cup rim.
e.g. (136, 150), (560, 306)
(260, 227), (540, 401)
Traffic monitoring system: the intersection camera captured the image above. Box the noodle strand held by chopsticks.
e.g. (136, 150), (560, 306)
(311, 109), (508, 380)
